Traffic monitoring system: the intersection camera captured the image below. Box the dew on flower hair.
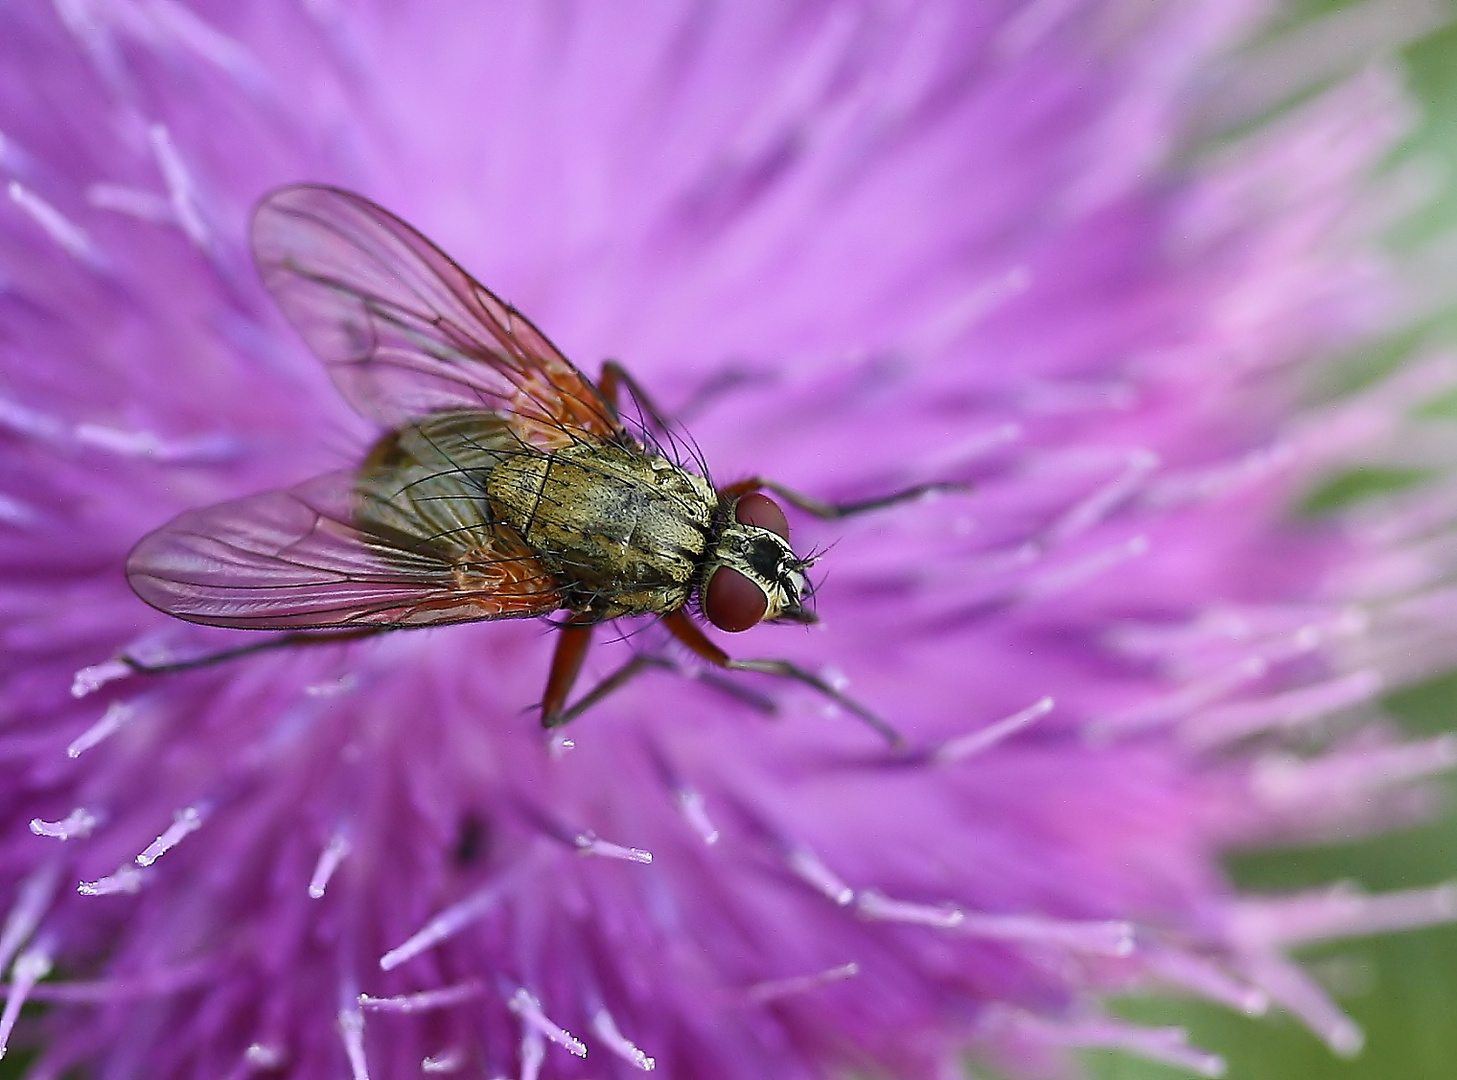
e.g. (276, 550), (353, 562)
(0, 866), (59, 975)
(0, 946), (53, 1060)
(69, 659), (132, 699)
(574, 832), (652, 864)
(148, 124), (209, 248)
(983, 1007), (1228, 1078)
(336, 1003), (371, 1080)
(7, 181), (102, 269)
(134, 804), (206, 867)
(66, 700), (134, 758)
(803, 663), (843, 694)
(508, 989), (586, 1058)
(76, 864), (142, 897)
(590, 1008), (656, 1072)
(746, 962), (859, 1006)
(672, 786), (721, 845)
(359, 982), (484, 1015)
(307, 830), (351, 899)
(421, 1047), (465, 1073)
(243, 1042), (284, 1069)
(1181, 669), (1383, 748)
(29, 807), (100, 840)
(931, 695), (1054, 764)
(855, 890), (964, 930)
(786, 846), (854, 906)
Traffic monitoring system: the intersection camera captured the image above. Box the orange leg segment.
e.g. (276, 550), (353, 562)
(540, 619), (596, 727)
(598, 360), (674, 437)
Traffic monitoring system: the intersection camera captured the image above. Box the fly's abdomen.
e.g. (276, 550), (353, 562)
(355, 411), (521, 564)
(486, 443), (714, 617)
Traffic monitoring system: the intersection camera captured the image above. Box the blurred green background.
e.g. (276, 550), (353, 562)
(1087, 7), (1457, 1080)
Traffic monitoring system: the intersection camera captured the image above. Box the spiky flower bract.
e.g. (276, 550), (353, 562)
(1, 2), (1454, 1078)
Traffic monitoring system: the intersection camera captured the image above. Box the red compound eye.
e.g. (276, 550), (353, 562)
(735, 492), (789, 540)
(704, 566), (768, 633)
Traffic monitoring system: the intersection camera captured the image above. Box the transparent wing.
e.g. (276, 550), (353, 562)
(126, 470), (565, 630)
(251, 184), (621, 448)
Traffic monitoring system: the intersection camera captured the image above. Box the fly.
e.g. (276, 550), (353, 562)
(124, 185), (961, 745)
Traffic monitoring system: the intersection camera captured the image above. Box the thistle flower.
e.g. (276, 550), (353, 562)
(2, 3), (1455, 1079)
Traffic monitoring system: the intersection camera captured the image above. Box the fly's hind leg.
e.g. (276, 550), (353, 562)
(662, 611), (904, 748)
(719, 476), (971, 520)
(120, 627), (389, 677)
(598, 361), (674, 439)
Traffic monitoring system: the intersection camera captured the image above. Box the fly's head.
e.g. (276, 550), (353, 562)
(702, 492), (816, 633)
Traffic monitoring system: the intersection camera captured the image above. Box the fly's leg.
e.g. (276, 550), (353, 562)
(598, 360), (674, 438)
(540, 619), (596, 727)
(600, 359), (768, 430)
(121, 627), (389, 676)
(597, 359), (718, 482)
(719, 476), (971, 519)
(542, 654), (669, 727)
(662, 611), (904, 748)
(600, 362), (970, 520)
(541, 627), (779, 728)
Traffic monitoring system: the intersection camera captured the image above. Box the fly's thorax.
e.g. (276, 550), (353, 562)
(486, 441), (716, 616)
(701, 500), (812, 633)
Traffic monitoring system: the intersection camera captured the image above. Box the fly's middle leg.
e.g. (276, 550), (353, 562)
(540, 617), (596, 727)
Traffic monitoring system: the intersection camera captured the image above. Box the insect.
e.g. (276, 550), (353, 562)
(125, 185), (955, 744)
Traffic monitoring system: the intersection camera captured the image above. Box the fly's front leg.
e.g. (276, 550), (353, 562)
(719, 476), (971, 520)
(661, 611), (904, 748)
